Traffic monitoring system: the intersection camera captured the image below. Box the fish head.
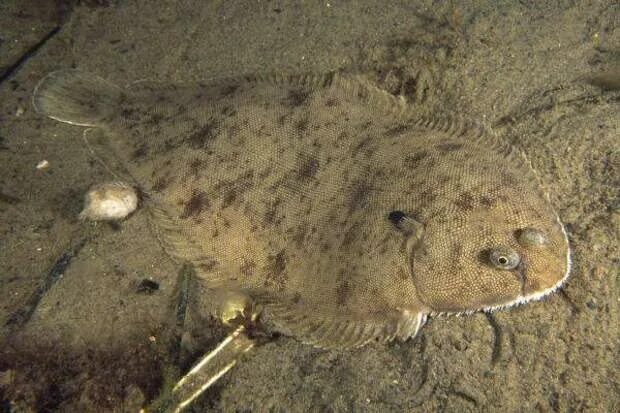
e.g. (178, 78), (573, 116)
(406, 189), (571, 314)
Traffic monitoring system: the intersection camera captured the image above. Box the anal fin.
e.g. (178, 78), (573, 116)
(258, 293), (427, 349)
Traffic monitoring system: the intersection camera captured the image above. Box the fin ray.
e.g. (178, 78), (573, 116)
(257, 293), (425, 349)
(33, 69), (124, 127)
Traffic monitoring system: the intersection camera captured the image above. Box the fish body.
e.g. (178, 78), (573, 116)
(33, 70), (570, 348)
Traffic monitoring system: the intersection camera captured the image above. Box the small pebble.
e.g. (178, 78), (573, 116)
(36, 159), (49, 170)
(136, 278), (159, 294)
(79, 181), (138, 221)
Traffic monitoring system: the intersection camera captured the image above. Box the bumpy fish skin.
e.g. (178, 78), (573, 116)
(33, 70), (570, 348)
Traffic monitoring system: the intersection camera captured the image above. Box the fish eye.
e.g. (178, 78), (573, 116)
(517, 227), (548, 248)
(488, 247), (520, 270)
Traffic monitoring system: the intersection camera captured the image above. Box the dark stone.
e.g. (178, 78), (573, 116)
(136, 279), (159, 294)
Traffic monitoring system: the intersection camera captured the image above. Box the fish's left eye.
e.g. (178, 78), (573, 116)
(517, 227), (548, 248)
(488, 247), (520, 270)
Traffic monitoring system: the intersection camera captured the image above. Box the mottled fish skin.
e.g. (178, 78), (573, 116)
(33, 70), (570, 348)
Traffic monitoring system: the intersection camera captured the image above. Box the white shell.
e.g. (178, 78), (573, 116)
(79, 182), (138, 221)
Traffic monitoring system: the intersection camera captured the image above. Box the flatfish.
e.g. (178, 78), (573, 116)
(33, 69), (570, 408)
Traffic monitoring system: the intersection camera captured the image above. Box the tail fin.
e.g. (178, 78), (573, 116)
(33, 69), (123, 127)
(149, 326), (255, 413)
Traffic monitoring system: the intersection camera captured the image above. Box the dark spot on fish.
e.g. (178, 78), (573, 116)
(295, 118), (309, 134)
(336, 280), (351, 307)
(360, 120), (373, 130)
(418, 189), (438, 209)
(197, 258), (218, 272)
(258, 167), (272, 180)
(152, 176), (170, 192)
(336, 131), (348, 143)
(180, 190), (208, 218)
(215, 170), (255, 205)
(352, 136), (373, 157)
(297, 156), (319, 180)
(397, 267), (409, 280)
(276, 114), (289, 126)
(263, 198), (282, 226)
(264, 250), (287, 289)
(227, 123), (241, 141)
(189, 158), (204, 177)
(292, 224), (307, 247)
(500, 172), (518, 187)
(480, 196), (494, 207)
(240, 258), (256, 278)
(267, 250), (286, 274)
(436, 142), (464, 153)
(341, 224), (360, 248)
(451, 243), (463, 263)
(132, 143), (148, 159)
(221, 105), (237, 117)
(403, 150), (429, 169)
(286, 88), (310, 107)
(221, 84), (239, 96)
(455, 192), (475, 211)
(348, 182), (371, 212)
(187, 119), (220, 149)
(221, 189), (237, 208)
(386, 123), (411, 137)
